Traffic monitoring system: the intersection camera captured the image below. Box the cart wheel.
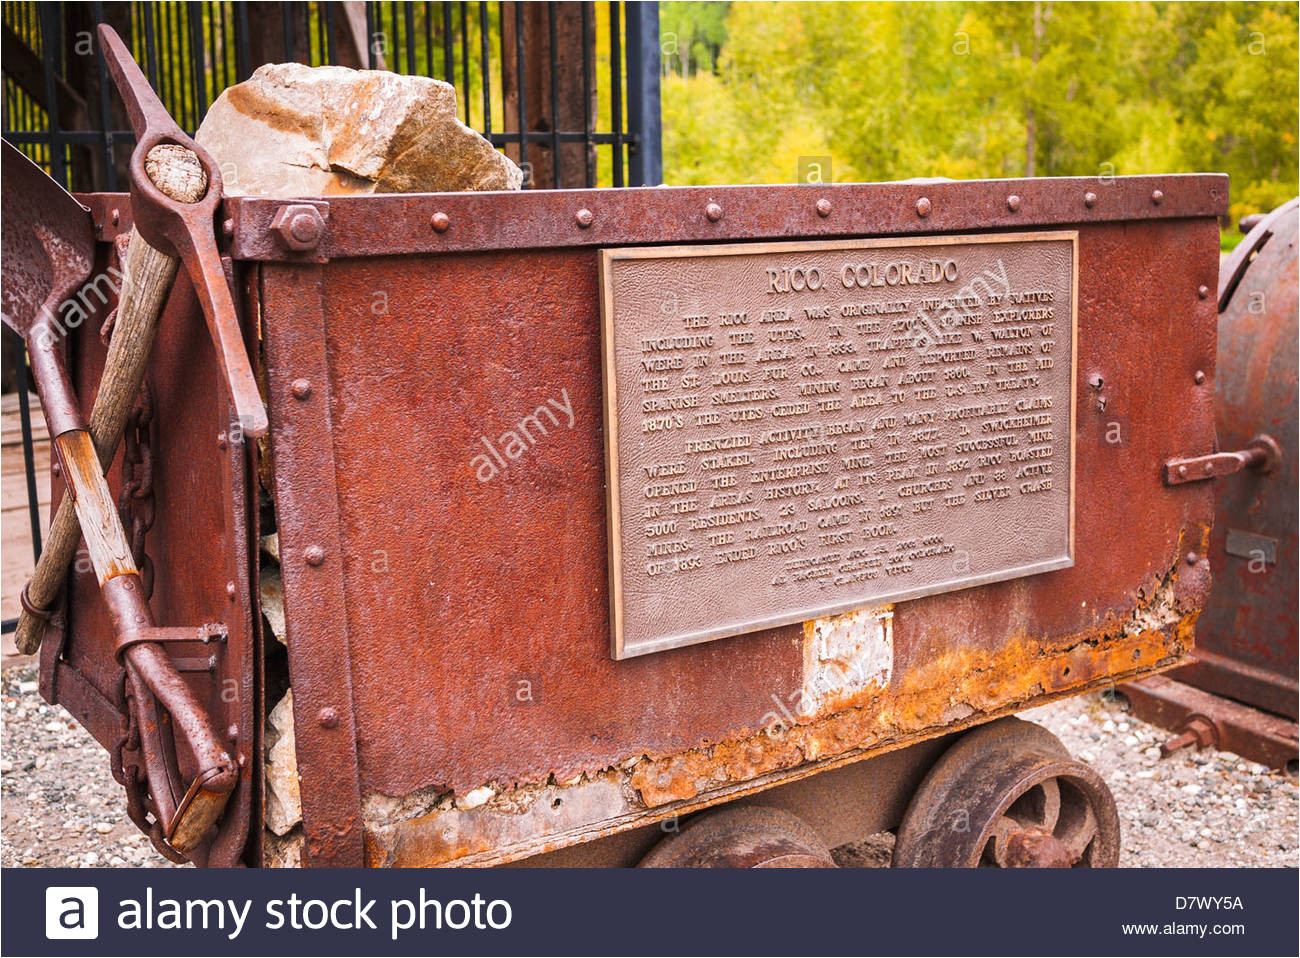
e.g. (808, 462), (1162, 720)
(638, 805), (836, 867)
(892, 716), (1120, 868)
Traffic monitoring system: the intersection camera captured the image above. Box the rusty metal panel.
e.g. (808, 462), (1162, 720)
(227, 175), (1226, 261)
(250, 176), (1221, 865)
(41, 257), (256, 867)
(599, 234), (1077, 658)
(260, 263), (366, 867)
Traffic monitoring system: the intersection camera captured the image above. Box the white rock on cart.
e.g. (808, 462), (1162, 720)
(196, 62), (522, 197)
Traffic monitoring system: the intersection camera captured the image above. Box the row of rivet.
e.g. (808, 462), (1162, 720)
(422, 188), (1176, 233)
(286, 375), (341, 730)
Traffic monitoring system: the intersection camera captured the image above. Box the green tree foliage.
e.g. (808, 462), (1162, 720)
(661, 0), (1298, 220)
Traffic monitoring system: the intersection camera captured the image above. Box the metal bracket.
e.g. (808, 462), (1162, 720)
(1163, 434), (1282, 485)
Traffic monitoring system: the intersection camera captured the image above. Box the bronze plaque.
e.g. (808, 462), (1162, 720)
(601, 233), (1077, 658)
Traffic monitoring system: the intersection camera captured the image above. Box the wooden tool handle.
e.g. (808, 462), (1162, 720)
(54, 429), (138, 583)
(14, 146), (206, 655)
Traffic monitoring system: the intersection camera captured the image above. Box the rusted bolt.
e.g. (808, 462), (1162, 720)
(915, 196), (932, 217)
(217, 431), (228, 449)
(110, 207), (120, 226)
(304, 545), (326, 567)
(271, 204), (325, 251)
(705, 202), (723, 222)
(1006, 194), (1021, 212)
(575, 207), (594, 228)
(318, 707), (339, 729)
(51, 462), (61, 478)
(1198, 285), (1209, 300)
(430, 211), (451, 233)
(1186, 552), (1199, 565)
(227, 724), (240, 741)
(222, 217), (234, 238)
(1151, 189), (1164, 205)
(1084, 191), (1097, 208)
(815, 198), (832, 217)
(291, 378), (312, 400)
(1088, 374), (1104, 390)
(1194, 370), (1206, 384)
(1177, 465), (1189, 478)
(226, 581), (237, 598)
(1203, 461), (1214, 474)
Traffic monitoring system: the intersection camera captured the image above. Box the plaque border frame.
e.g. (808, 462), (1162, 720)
(601, 231), (1079, 659)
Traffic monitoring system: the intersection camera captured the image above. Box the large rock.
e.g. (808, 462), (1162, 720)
(196, 63), (522, 197)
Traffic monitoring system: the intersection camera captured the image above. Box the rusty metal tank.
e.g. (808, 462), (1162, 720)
(1125, 200), (1298, 771)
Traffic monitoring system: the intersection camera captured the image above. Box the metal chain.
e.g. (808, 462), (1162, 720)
(108, 670), (186, 863)
(102, 295), (177, 859)
(117, 383), (155, 599)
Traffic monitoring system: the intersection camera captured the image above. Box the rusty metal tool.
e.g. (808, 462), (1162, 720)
(1, 141), (237, 854)
(12, 25), (267, 656)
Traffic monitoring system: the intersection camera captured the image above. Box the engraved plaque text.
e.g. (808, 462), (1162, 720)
(601, 233), (1077, 658)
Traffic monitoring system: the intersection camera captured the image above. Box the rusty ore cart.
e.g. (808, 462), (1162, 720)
(28, 156), (1253, 866)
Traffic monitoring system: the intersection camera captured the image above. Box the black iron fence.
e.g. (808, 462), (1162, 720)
(0, 1), (662, 636)
(2, 1), (662, 190)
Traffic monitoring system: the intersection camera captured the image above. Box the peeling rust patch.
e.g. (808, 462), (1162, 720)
(364, 564), (1193, 867)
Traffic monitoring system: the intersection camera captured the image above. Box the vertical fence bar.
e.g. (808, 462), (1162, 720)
(36, 3), (66, 185)
(581, 0), (593, 187)
(624, 0), (661, 186)
(547, 3), (560, 188)
(513, 0), (527, 181)
(459, 1), (469, 124)
(609, 1), (622, 188)
(403, 2), (415, 75)
(479, 0), (491, 136)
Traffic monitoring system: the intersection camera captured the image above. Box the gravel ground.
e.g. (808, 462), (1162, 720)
(3, 661), (1295, 868)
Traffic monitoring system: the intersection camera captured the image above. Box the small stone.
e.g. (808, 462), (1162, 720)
(458, 785), (494, 810)
(94, 822), (113, 834)
(264, 690), (302, 836)
(18, 681), (38, 694)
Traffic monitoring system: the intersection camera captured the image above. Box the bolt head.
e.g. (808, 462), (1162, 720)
(1203, 462), (1214, 474)
(430, 211), (451, 233)
(271, 204), (325, 251)
(1177, 465), (1188, 478)
(1194, 370), (1206, 384)
(111, 207), (121, 226)
(915, 197), (932, 217)
(1198, 285), (1209, 300)
(1151, 189), (1164, 205)
(226, 580), (237, 598)
(1088, 374), (1104, 390)
(575, 207), (594, 227)
(1084, 191), (1097, 208)
(815, 198), (832, 217)
(705, 202), (723, 222)
(222, 217), (234, 238)
(318, 707), (339, 729)
(1006, 194), (1021, 212)
(291, 377), (312, 400)
(1186, 552), (1199, 565)
(304, 545), (326, 567)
